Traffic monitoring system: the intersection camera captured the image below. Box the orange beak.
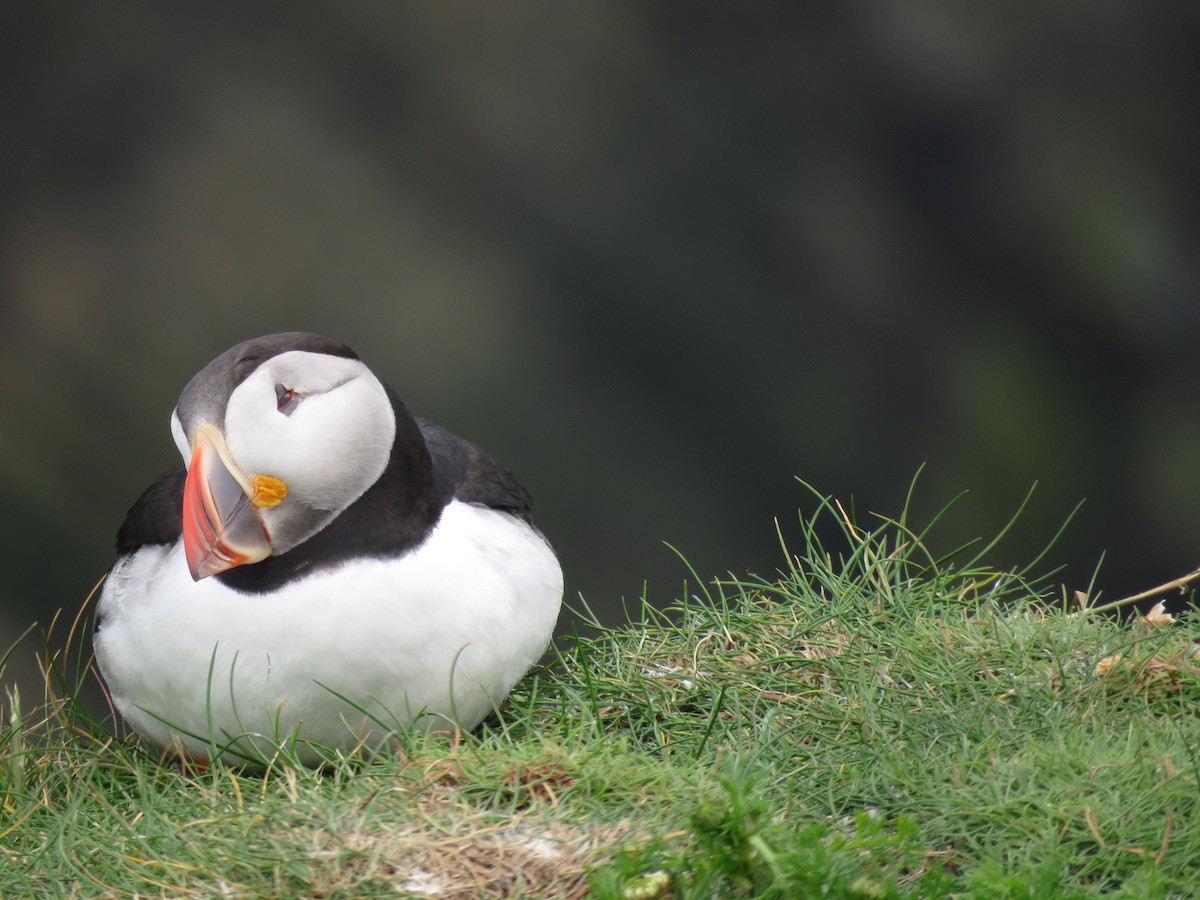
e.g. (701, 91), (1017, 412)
(181, 425), (279, 580)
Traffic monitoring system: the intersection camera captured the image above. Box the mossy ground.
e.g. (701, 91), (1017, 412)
(2, 484), (1197, 897)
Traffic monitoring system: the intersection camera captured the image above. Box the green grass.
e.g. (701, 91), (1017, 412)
(2, 481), (1199, 897)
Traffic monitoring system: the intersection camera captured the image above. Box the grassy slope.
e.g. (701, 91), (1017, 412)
(2, 487), (1198, 898)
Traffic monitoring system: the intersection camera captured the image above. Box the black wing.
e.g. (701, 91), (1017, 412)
(417, 418), (534, 523)
(114, 464), (186, 555)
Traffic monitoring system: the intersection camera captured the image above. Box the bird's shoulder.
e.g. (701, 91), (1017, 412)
(417, 418), (534, 523)
(114, 465), (186, 555)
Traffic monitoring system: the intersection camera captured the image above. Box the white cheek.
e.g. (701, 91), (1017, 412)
(278, 379), (395, 509)
(170, 410), (190, 464)
(224, 368), (396, 514)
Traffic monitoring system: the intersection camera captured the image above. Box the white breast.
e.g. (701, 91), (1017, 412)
(94, 501), (563, 764)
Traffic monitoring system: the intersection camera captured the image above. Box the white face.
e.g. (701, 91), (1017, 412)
(173, 350), (397, 554)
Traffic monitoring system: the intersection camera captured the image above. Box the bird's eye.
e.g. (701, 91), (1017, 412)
(275, 384), (302, 416)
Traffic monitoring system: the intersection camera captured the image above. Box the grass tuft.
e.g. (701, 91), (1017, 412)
(2, 481), (1198, 896)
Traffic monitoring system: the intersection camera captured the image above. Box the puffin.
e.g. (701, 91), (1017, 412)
(93, 332), (563, 765)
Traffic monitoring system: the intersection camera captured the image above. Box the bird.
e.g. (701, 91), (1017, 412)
(93, 332), (563, 765)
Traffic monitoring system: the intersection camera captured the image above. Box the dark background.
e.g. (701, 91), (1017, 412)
(3, 4), (1200, 696)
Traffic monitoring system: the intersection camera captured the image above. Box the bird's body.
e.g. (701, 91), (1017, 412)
(93, 333), (562, 764)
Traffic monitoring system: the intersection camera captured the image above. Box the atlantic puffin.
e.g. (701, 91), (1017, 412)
(93, 332), (563, 764)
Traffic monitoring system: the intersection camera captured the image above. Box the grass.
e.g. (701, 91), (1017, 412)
(2, 479), (1199, 897)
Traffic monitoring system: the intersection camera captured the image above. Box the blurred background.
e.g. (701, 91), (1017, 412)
(3, 3), (1200, 698)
